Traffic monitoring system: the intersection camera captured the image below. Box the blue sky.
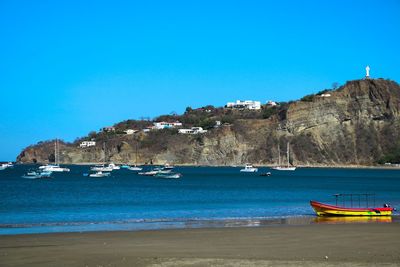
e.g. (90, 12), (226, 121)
(1, 0), (399, 160)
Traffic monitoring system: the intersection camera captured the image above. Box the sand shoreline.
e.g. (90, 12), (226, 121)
(1, 223), (399, 266)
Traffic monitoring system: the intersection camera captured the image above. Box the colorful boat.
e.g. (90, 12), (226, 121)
(310, 200), (393, 216)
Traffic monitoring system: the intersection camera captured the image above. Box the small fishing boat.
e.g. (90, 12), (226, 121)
(240, 164), (258, 172)
(310, 194), (394, 216)
(259, 172), (272, 177)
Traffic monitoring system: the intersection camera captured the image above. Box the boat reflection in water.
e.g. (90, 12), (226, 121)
(313, 216), (393, 224)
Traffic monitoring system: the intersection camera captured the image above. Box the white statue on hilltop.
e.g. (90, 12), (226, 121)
(365, 65), (370, 78)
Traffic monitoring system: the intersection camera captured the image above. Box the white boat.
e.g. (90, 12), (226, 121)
(39, 164), (70, 172)
(91, 142), (116, 172)
(22, 170), (52, 179)
(138, 170), (159, 176)
(163, 163), (174, 170)
(89, 171), (110, 178)
(272, 143), (297, 171)
(91, 164), (113, 172)
(240, 164), (258, 172)
(108, 162), (120, 170)
(39, 139), (70, 172)
(127, 165), (143, 171)
(1, 162), (13, 170)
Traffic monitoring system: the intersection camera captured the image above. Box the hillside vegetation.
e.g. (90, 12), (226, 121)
(17, 79), (400, 166)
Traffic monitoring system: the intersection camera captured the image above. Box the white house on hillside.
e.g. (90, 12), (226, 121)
(124, 129), (137, 135)
(80, 141), (96, 148)
(226, 100), (261, 110)
(153, 121), (183, 130)
(178, 127), (207, 134)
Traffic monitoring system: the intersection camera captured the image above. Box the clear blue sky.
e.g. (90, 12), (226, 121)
(1, 0), (399, 161)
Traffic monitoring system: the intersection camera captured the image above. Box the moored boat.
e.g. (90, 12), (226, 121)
(22, 170), (52, 179)
(310, 200), (393, 216)
(240, 164), (258, 172)
(89, 171), (110, 178)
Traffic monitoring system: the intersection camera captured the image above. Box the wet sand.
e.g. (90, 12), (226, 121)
(1, 223), (400, 266)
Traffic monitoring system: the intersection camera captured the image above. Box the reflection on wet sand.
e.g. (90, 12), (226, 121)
(313, 216), (392, 224)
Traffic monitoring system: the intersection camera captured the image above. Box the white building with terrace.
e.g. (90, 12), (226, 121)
(178, 127), (207, 134)
(153, 121), (183, 130)
(79, 141), (96, 148)
(226, 100), (261, 110)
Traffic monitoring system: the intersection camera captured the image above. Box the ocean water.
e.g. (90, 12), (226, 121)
(0, 165), (399, 235)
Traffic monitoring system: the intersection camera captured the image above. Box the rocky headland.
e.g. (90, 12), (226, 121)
(17, 78), (400, 166)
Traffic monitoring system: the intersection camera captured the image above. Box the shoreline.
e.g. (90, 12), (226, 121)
(1, 223), (399, 266)
(2, 214), (399, 236)
(12, 162), (400, 169)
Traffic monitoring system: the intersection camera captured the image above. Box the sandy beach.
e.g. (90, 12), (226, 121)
(1, 223), (399, 266)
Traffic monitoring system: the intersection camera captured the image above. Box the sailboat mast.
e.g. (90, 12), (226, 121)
(287, 142), (290, 167)
(103, 142), (106, 164)
(278, 144), (281, 166)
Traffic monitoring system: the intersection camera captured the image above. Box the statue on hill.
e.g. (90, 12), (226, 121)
(365, 65), (370, 79)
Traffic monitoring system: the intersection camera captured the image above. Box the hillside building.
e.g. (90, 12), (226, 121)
(226, 100), (261, 110)
(178, 127), (207, 134)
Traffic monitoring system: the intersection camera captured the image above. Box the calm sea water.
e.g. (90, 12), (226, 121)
(0, 165), (399, 235)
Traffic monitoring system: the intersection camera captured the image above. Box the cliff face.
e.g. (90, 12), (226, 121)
(17, 79), (400, 166)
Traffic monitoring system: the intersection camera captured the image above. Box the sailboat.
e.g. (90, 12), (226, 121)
(127, 142), (142, 171)
(91, 142), (114, 172)
(272, 142), (296, 171)
(39, 139), (70, 172)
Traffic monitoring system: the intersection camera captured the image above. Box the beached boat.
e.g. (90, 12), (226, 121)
(310, 194), (394, 216)
(272, 143), (296, 171)
(240, 164), (258, 172)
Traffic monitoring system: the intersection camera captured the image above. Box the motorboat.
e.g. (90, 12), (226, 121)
(163, 163), (174, 170)
(259, 172), (272, 176)
(127, 165), (143, 171)
(22, 170), (52, 179)
(0, 162), (13, 170)
(240, 164), (258, 172)
(108, 162), (120, 170)
(89, 171), (110, 178)
(91, 164), (113, 172)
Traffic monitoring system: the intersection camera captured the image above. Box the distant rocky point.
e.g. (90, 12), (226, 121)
(17, 78), (400, 166)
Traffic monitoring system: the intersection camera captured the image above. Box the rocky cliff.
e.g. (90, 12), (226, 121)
(17, 79), (400, 166)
